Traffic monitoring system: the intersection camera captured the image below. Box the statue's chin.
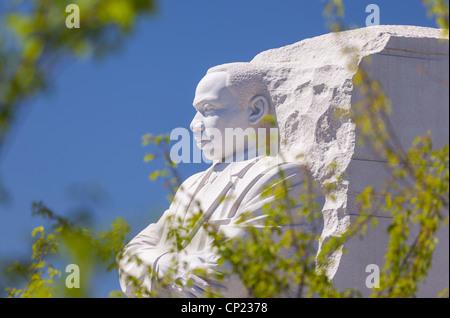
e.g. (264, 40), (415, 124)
(203, 150), (252, 163)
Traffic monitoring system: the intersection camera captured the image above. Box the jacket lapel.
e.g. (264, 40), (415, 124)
(183, 158), (260, 247)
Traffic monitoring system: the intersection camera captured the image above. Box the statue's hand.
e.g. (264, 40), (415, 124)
(154, 251), (225, 297)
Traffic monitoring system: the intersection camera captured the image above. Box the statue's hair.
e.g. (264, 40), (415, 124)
(206, 62), (272, 112)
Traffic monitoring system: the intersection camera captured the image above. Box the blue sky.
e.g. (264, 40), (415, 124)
(0, 0), (441, 296)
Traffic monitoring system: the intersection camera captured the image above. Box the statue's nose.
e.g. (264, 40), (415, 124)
(190, 113), (205, 133)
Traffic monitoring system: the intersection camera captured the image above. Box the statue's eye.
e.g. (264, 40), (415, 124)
(203, 103), (215, 112)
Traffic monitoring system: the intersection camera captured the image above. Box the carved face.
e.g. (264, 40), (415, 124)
(191, 71), (252, 162)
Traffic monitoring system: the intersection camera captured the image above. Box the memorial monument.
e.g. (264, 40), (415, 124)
(119, 25), (449, 297)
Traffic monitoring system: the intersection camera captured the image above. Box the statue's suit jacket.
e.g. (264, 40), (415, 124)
(119, 156), (324, 297)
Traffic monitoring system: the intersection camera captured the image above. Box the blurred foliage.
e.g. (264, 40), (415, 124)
(1, 0), (155, 298)
(142, 132), (181, 201)
(0, 0), (156, 147)
(322, 0), (346, 31)
(423, 0), (450, 35)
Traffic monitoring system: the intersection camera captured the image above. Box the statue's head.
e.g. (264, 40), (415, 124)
(191, 62), (273, 162)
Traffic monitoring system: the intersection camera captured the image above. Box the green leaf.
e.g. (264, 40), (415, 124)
(143, 153), (155, 162)
(31, 226), (44, 237)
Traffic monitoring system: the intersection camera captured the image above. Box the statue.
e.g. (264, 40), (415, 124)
(118, 62), (324, 297)
(117, 25), (448, 298)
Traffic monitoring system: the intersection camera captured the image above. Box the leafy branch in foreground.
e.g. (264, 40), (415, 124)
(5, 202), (130, 297)
(1, 0), (156, 146)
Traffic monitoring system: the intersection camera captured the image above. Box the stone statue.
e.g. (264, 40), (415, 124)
(119, 26), (448, 297)
(118, 62), (323, 297)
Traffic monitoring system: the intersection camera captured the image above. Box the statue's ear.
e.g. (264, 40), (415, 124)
(248, 95), (269, 125)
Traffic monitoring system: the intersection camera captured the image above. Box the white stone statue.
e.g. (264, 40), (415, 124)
(118, 62), (323, 297)
(119, 25), (448, 297)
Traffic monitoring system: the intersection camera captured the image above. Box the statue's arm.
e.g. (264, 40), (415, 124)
(118, 208), (172, 297)
(118, 171), (205, 297)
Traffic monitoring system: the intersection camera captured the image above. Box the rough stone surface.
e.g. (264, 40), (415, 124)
(249, 25), (449, 296)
